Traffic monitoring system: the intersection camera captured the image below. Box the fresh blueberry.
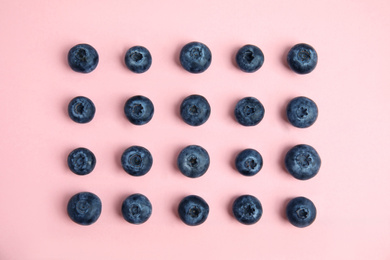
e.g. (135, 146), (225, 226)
(121, 146), (153, 176)
(232, 195), (263, 225)
(178, 195), (209, 226)
(285, 144), (321, 180)
(235, 149), (263, 176)
(286, 196), (316, 228)
(67, 192), (102, 225)
(180, 95), (211, 126)
(67, 148), (96, 176)
(177, 145), (210, 178)
(67, 44), (99, 73)
(235, 44), (264, 73)
(287, 43), (318, 74)
(124, 46), (152, 73)
(121, 193), (152, 224)
(68, 96), (96, 124)
(286, 96), (318, 128)
(180, 42), (212, 73)
(124, 95), (154, 125)
(234, 97), (265, 126)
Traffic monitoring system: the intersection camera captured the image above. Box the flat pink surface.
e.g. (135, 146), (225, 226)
(1, 0), (390, 259)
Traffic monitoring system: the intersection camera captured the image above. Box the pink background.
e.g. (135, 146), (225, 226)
(1, 0), (389, 259)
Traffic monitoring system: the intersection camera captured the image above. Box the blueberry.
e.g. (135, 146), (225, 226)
(67, 148), (96, 176)
(286, 196), (316, 228)
(180, 95), (211, 126)
(180, 42), (212, 73)
(285, 144), (321, 180)
(286, 96), (318, 128)
(68, 96), (96, 124)
(124, 46), (152, 73)
(178, 195), (209, 226)
(124, 95), (154, 125)
(287, 43), (318, 74)
(234, 97), (265, 126)
(121, 193), (152, 224)
(121, 146), (153, 176)
(235, 149), (263, 176)
(235, 44), (264, 73)
(67, 192), (102, 225)
(232, 195), (263, 225)
(67, 44), (99, 73)
(177, 145), (210, 178)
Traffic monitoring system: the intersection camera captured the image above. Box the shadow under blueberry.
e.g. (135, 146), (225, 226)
(281, 45), (292, 70)
(280, 197), (293, 221)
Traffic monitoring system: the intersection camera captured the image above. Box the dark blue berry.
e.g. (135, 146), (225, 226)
(68, 96), (96, 124)
(286, 96), (318, 128)
(67, 44), (99, 73)
(180, 95), (211, 126)
(178, 195), (209, 226)
(121, 146), (153, 176)
(67, 192), (102, 225)
(232, 195), (263, 225)
(124, 95), (154, 125)
(285, 144), (321, 180)
(121, 193), (152, 224)
(124, 46), (152, 73)
(235, 44), (264, 73)
(67, 148), (96, 176)
(286, 196), (316, 228)
(180, 42), (212, 73)
(234, 97), (265, 126)
(177, 145), (210, 178)
(287, 43), (318, 74)
(235, 149), (263, 176)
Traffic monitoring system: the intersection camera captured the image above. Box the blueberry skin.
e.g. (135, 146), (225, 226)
(124, 46), (152, 73)
(67, 148), (96, 176)
(285, 144), (321, 180)
(67, 192), (102, 225)
(121, 146), (153, 176)
(235, 44), (264, 73)
(234, 97), (265, 126)
(124, 96), (154, 125)
(67, 44), (99, 73)
(121, 193), (152, 224)
(286, 196), (316, 228)
(232, 195), (263, 225)
(287, 43), (318, 74)
(178, 195), (209, 226)
(235, 149), (263, 176)
(177, 145), (210, 178)
(180, 95), (211, 126)
(68, 96), (96, 124)
(180, 42), (212, 73)
(286, 96), (318, 128)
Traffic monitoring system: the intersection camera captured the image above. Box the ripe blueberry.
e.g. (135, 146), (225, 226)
(178, 195), (209, 226)
(67, 192), (102, 225)
(286, 196), (316, 228)
(286, 96), (318, 128)
(177, 145), (210, 178)
(67, 44), (99, 73)
(235, 149), (263, 176)
(121, 146), (153, 176)
(180, 95), (211, 126)
(285, 144), (321, 180)
(124, 46), (152, 73)
(232, 195), (263, 225)
(235, 44), (264, 73)
(234, 97), (265, 126)
(287, 43), (318, 74)
(68, 96), (96, 124)
(67, 148), (96, 176)
(124, 95), (154, 125)
(121, 193), (152, 224)
(180, 42), (212, 73)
